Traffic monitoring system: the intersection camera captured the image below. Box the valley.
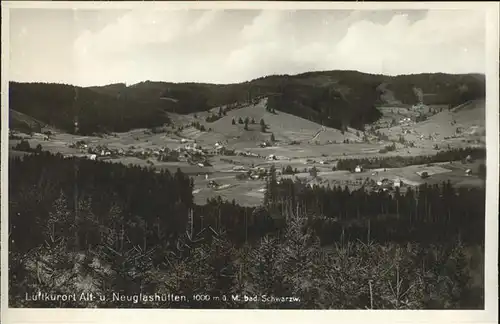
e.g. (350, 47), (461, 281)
(9, 91), (486, 206)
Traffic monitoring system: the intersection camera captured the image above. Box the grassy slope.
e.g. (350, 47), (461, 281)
(381, 99), (485, 143)
(204, 98), (361, 144)
(9, 109), (48, 133)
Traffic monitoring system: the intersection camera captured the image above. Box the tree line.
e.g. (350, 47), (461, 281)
(264, 168), (484, 245)
(335, 147), (486, 171)
(9, 151), (485, 253)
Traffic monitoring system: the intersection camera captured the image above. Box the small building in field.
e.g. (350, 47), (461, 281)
(417, 171), (430, 179)
(207, 180), (219, 188)
(354, 165), (363, 173)
(465, 169), (472, 176)
(394, 179), (401, 187)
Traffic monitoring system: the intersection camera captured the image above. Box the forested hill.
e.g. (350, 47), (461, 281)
(9, 82), (172, 135)
(9, 71), (485, 134)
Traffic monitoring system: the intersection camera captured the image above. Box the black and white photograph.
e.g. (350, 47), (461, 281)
(1, 1), (498, 322)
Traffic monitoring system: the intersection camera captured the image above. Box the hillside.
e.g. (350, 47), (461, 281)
(9, 71), (485, 134)
(9, 109), (47, 134)
(381, 99), (485, 143)
(205, 98), (360, 144)
(9, 82), (172, 135)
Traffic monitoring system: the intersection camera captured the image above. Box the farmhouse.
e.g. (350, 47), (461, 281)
(354, 165), (363, 173)
(417, 171), (430, 178)
(377, 178), (392, 187)
(267, 154), (277, 161)
(465, 169), (472, 176)
(213, 142), (225, 155)
(207, 180), (219, 188)
(260, 141), (271, 148)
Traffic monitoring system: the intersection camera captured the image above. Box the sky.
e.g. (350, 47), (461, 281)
(8, 8), (486, 87)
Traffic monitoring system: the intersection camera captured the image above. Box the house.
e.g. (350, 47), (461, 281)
(267, 154), (276, 161)
(465, 169), (472, 176)
(394, 179), (401, 187)
(354, 165), (363, 173)
(89, 154), (97, 160)
(207, 180), (219, 188)
(377, 178), (392, 187)
(417, 171), (430, 179)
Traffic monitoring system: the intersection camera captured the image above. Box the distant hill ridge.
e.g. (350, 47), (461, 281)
(9, 70), (485, 135)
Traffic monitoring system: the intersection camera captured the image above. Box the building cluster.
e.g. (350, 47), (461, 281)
(399, 117), (414, 126)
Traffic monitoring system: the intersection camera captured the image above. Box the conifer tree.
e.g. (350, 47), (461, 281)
(44, 190), (71, 246)
(247, 236), (287, 304)
(280, 211), (321, 307)
(260, 119), (267, 132)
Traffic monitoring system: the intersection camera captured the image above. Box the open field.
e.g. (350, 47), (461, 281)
(191, 172), (266, 206)
(279, 160), (484, 192)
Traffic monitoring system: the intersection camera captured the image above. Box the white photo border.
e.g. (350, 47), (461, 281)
(1, 2), (498, 324)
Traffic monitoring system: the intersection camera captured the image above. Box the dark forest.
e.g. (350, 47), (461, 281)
(9, 152), (485, 309)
